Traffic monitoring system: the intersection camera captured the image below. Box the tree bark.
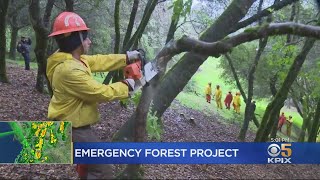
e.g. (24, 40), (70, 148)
(0, 0), (10, 83)
(7, 1), (30, 61)
(238, 36), (268, 141)
(122, 0), (139, 52)
(114, 0), (121, 54)
(308, 98), (320, 142)
(291, 92), (303, 116)
(165, 0), (183, 44)
(9, 26), (18, 60)
(269, 114), (279, 139)
(298, 113), (312, 142)
(286, 2), (296, 43)
(29, 0), (54, 93)
(123, 0), (157, 51)
(224, 54), (247, 101)
(64, 0), (74, 12)
(269, 75), (278, 96)
(230, 0), (298, 34)
(255, 38), (316, 142)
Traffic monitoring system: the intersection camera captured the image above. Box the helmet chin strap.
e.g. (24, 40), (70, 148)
(79, 31), (85, 54)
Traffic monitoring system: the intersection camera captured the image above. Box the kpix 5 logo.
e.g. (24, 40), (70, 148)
(267, 143), (292, 164)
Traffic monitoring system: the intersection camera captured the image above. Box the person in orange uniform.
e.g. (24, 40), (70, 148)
(278, 112), (286, 132)
(215, 85), (222, 109)
(286, 115), (293, 137)
(233, 92), (241, 114)
(224, 91), (233, 110)
(47, 11), (141, 179)
(205, 82), (212, 103)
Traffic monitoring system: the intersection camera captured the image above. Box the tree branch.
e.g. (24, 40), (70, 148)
(43, 0), (55, 29)
(122, 0), (139, 52)
(225, 54), (247, 101)
(230, 0), (298, 34)
(124, 0), (157, 50)
(163, 23), (320, 60)
(114, 0), (121, 53)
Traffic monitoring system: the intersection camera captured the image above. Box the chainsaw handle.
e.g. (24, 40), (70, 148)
(136, 49), (146, 67)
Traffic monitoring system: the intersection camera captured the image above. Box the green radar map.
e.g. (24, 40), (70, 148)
(0, 121), (72, 164)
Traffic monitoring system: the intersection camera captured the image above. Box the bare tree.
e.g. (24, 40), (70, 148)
(0, 0), (10, 83)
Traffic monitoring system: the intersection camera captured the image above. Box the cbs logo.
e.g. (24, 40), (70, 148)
(267, 143), (292, 163)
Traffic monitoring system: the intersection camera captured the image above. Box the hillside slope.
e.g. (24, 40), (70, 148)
(0, 65), (319, 179)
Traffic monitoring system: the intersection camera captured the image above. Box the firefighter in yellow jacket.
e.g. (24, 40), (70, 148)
(215, 85), (222, 109)
(205, 82), (212, 103)
(47, 12), (141, 179)
(233, 92), (241, 114)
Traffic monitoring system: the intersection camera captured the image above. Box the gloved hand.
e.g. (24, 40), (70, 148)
(126, 50), (141, 64)
(123, 79), (135, 92)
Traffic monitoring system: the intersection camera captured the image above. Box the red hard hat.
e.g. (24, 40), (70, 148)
(48, 12), (90, 37)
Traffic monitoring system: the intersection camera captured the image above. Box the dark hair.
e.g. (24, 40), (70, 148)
(55, 31), (88, 53)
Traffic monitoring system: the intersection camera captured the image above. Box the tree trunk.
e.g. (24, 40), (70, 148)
(270, 114), (279, 139)
(0, 0), (10, 83)
(308, 98), (320, 142)
(64, 0), (74, 12)
(238, 0), (271, 140)
(122, 0), (139, 52)
(255, 38), (316, 142)
(114, 0), (121, 54)
(123, 0), (157, 51)
(29, 0), (54, 93)
(224, 54), (247, 101)
(238, 35), (268, 141)
(298, 114), (311, 142)
(165, 0), (183, 44)
(9, 26), (18, 60)
(286, 2), (296, 43)
(224, 54), (262, 131)
(269, 75), (278, 96)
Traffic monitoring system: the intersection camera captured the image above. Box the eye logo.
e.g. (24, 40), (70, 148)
(267, 144), (281, 157)
(267, 143), (292, 164)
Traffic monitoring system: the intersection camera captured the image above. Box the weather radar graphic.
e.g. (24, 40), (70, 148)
(0, 121), (71, 164)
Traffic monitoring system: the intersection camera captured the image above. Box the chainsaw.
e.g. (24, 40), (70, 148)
(123, 49), (159, 91)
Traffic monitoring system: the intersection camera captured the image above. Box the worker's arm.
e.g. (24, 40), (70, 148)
(62, 67), (129, 103)
(81, 54), (127, 72)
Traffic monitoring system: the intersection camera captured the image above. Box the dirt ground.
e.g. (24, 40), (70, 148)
(0, 65), (319, 179)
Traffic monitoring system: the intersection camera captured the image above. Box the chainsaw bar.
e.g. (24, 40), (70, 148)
(144, 61), (158, 82)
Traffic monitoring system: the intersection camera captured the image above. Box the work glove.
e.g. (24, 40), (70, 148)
(124, 79), (135, 91)
(122, 79), (136, 97)
(126, 50), (141, 64)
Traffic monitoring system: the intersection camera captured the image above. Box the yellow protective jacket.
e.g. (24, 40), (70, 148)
(205, 86), (212, 95)
(46, 52), (129, 128)
(233, 95), (241, 106)
(215, 89), (222, 101)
